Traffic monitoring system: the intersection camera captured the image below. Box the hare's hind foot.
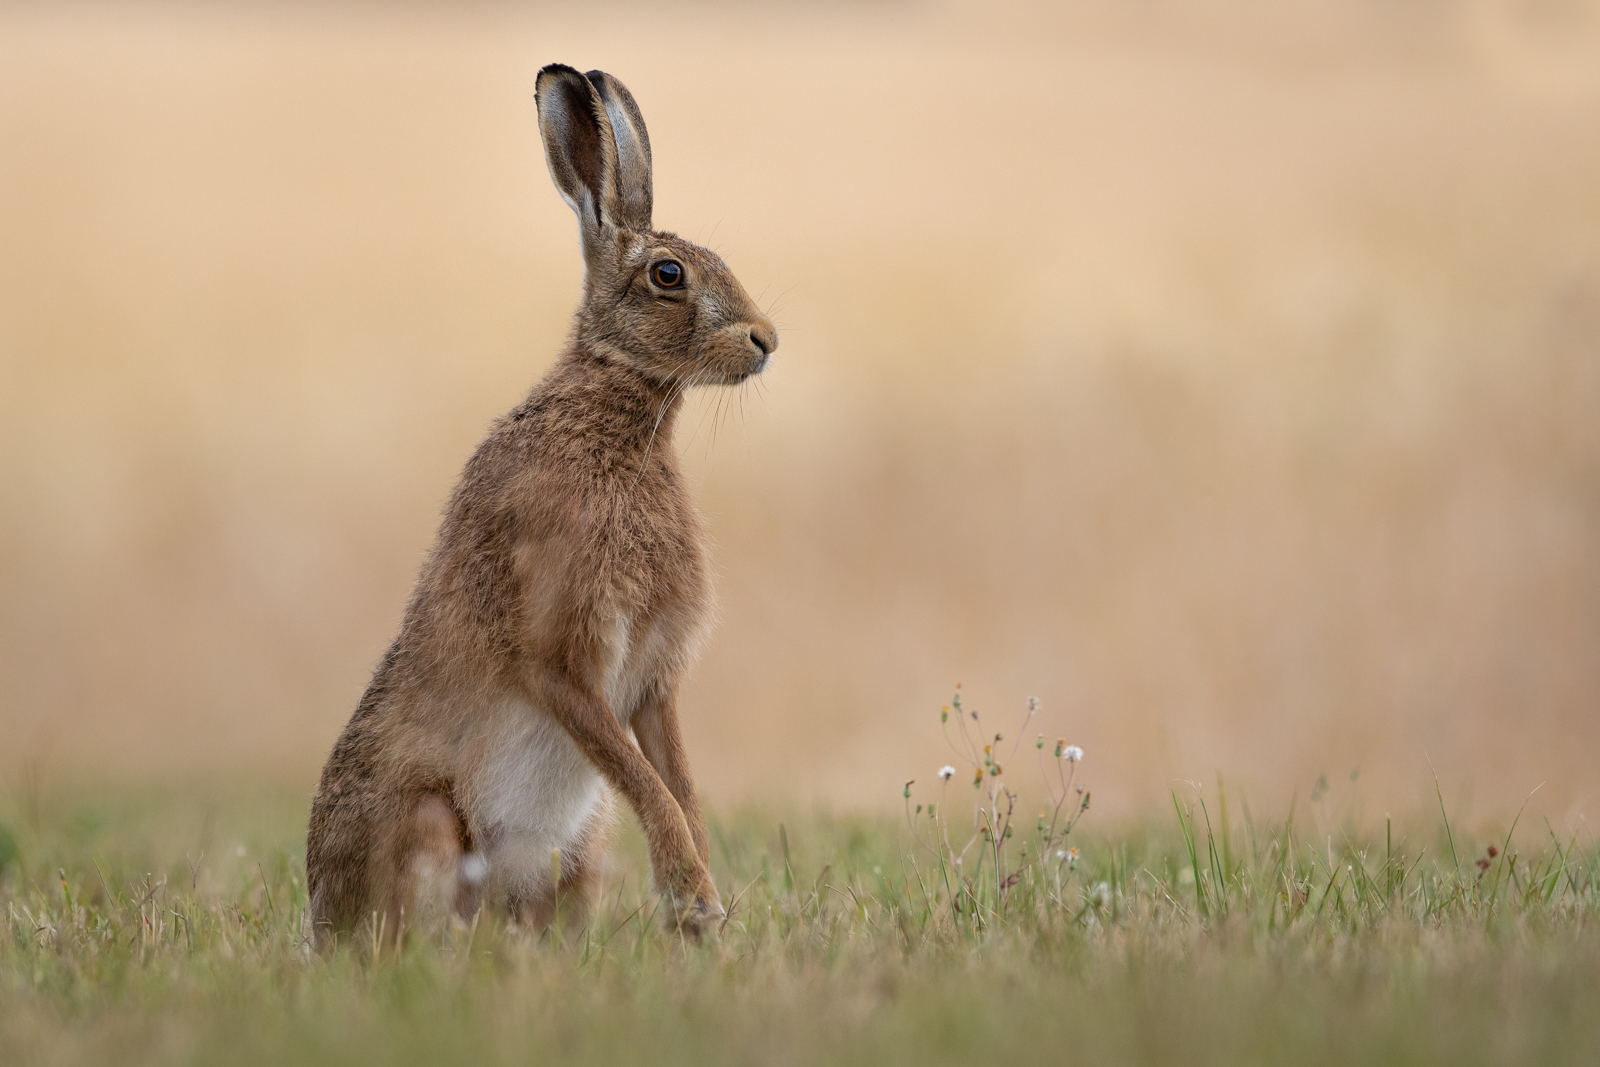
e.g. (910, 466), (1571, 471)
(309, 790), (483, 950)
(393, 793), (486, 938)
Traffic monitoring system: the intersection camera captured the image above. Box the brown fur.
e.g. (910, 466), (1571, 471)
(306, 65), (775, 946)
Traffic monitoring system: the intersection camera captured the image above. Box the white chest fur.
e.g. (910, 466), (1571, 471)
(465, 696), (607, 898)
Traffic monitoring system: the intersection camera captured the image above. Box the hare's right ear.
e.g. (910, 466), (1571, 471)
(583, 70), (652, 232)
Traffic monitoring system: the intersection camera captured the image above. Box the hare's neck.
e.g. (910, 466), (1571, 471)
(555, 347), (688, 455)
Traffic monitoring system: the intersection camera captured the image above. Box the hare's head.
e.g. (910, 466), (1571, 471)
(535, 65), (776, 387)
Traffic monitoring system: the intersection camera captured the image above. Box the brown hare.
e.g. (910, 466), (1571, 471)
(305, 64), (776, 946)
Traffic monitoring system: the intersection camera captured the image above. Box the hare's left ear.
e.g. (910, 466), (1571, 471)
(584, 70), (652, 232)
(536, 64), (653, 258)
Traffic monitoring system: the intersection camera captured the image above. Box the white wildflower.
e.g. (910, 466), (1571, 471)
(1062, 745), (1084, 763)
(1090, 882), (1112, 907)
(938, 765), (956, 781)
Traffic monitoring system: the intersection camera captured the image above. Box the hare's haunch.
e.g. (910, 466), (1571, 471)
(306, 65), (775, 945)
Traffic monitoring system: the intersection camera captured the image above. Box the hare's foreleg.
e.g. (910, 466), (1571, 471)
(632, 685), (710, 870)
(529, 668), (722, 932)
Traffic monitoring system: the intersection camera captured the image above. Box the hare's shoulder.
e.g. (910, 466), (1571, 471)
(449, 408), (709, 610)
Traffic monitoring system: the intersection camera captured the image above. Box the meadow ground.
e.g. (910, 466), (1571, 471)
(3, 784), (1597, 1067)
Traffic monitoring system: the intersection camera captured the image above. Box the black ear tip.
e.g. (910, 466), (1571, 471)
(535, 63), (591, 100)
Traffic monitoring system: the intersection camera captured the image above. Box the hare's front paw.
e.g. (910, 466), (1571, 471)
(663, 891), (725, 941)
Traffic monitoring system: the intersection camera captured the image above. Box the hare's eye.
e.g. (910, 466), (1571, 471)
(651, 261), (685, 289)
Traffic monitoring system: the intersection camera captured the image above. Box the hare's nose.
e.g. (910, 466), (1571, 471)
(748, 323), (778, 356)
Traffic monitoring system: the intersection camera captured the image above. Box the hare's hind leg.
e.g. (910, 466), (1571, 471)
(307, 782), (378, 948)
(384, 792), (483, 939)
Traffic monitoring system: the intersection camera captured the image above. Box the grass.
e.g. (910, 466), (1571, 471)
(2, 783), (1598, 1066)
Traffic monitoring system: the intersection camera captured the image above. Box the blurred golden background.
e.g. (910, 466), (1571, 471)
(2, 0), (1597, 822)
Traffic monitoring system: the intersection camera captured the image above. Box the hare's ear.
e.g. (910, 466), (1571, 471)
(584, 70), (652, 232)
(536, 64), (624, 253)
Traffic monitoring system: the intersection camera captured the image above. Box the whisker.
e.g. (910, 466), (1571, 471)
(634, 364), (700, 488)
(706, 381), (729, 455)
(716, 385), (734, 453)
(685, 368), (724, 456)
(738, 382), (751, 458)
(752, 376), (773, 418)
(764, 284), (797, 320)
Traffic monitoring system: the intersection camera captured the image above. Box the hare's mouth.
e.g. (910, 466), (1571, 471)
(730, 355), (769, 383)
